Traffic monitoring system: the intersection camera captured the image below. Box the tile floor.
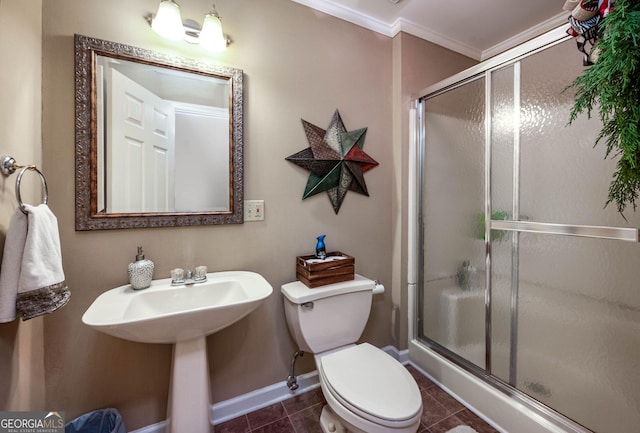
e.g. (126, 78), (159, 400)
(214, 365), (499, 433)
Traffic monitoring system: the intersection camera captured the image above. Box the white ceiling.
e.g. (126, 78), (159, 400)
(291, 0), (569, 61)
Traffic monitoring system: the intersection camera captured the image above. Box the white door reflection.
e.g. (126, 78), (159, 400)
(107, 68), (175, 213)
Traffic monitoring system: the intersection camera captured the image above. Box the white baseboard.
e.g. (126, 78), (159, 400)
(211, 370), (321, 424)
(128, 372), (321, 433)
(129, 345), (405, 433)
(128, 420), (167, 433)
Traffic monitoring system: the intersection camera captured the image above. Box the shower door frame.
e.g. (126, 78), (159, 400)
(409, 25), (640, 433)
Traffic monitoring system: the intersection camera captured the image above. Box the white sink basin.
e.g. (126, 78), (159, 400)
(82, 270), (273, 343)
(82, 270), (273, 433)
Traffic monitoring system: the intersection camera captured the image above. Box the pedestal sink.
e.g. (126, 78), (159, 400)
(82, 271), (273, 433)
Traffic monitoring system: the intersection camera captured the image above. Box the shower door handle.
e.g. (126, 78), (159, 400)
(491, 220), (639, 242)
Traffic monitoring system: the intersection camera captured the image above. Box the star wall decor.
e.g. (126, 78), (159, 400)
(286, 110), (379, 213)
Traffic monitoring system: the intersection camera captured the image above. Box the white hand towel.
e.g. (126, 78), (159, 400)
(0, 204), (70, 321)
(0, 208), (28, 322)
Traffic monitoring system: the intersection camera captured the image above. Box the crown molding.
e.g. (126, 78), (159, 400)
(291, 0), (393, 36)
(292, 0), (482, 59)
(291, 0), (568, 62)
(391, 17), (481, 60)
(480, 11), (569, 61)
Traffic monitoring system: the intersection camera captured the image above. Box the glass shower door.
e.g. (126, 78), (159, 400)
(419, 35), (640, 433)
(420, 75), (487, 369)
(491, 39), (640, 433)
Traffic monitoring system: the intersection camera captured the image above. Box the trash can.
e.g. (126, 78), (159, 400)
(65, 408), (126, 433)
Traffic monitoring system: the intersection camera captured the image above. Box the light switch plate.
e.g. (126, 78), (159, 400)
(244, 200), (265, 221)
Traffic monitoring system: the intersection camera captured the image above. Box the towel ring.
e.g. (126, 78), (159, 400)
(16, 165), (49, 215)
(0, 155), (49, 214)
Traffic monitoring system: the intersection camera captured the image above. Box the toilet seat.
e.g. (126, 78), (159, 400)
(318, 343), (422, 429)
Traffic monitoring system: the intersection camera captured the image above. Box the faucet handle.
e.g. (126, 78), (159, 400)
(195, 265), (207, 281)
(171, 268), (185, 283)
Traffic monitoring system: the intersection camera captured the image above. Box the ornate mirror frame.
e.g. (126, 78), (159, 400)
(74, 34), (244, 230)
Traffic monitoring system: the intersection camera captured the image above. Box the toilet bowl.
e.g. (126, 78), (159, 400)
(316, 343), (422, 433)
(281, 275), (423, 433)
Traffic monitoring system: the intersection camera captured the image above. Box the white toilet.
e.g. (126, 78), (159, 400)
(281, 275), (423, 433)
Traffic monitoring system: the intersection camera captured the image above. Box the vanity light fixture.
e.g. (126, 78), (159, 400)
(150, 1), (231, 52)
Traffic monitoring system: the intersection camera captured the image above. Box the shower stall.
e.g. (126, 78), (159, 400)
(410, 27), (640, 433)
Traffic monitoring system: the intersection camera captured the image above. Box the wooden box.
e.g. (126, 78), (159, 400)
(296, 251), (355, 288)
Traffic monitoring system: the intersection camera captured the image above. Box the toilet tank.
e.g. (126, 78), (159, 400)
(281, 275), (374, 353)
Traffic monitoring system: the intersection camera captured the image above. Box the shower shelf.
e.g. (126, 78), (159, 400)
(491, 220), (639, 242)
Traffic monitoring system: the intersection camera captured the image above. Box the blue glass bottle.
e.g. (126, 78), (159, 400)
(316, 235), (327, 259)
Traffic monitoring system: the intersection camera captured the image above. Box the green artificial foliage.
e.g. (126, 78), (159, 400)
(567, 0), (640, 215)
(476, 210), (509, 241)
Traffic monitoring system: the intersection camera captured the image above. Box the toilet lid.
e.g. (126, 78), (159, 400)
(319, 343), (422, 425)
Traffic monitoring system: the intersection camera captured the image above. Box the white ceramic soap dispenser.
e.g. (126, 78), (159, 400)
(128, 246), (154, 290)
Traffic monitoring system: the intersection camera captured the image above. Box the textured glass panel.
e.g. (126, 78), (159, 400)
(421, 77), (486, 368)
(489, 65), (516, 382)
(515, 233), (640, 433)
(490, 65), (515, 216)
(490, 231), (513, 383)
(519, 39), (640, 227)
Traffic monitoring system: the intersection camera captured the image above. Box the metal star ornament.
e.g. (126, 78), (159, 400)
(286, 110), (379, 213)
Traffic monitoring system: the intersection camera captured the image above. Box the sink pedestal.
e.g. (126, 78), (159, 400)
(168, 336), (212, 433)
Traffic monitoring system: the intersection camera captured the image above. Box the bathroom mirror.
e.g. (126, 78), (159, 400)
(74, 34), (243, 230)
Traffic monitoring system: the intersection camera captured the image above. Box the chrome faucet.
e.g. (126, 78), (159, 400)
(170, 266), (208, 286)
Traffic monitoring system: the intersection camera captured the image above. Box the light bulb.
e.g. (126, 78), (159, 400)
(152, 0), (185, 41)
(199, 13), (227, 52)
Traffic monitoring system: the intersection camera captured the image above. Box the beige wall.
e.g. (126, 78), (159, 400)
(0, 0), (477, 429)
(0, 0), (45, 412)
(42, 0), (393, 429)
